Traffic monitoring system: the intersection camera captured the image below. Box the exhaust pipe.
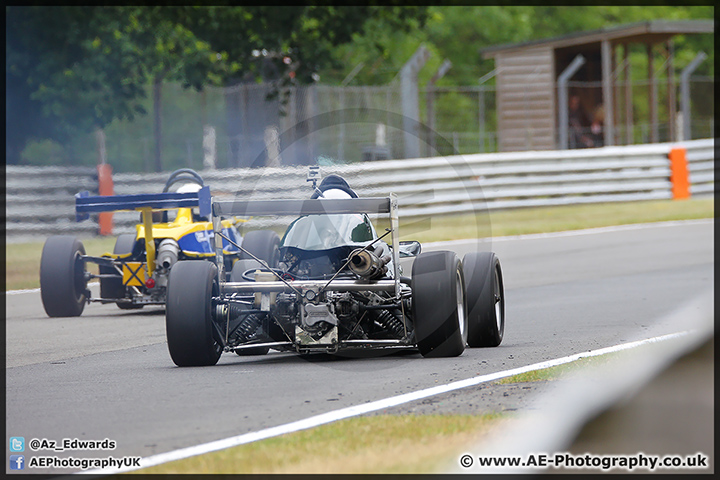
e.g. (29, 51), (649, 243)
(348, 245), (391, 279)
(157, 239), (180, 270)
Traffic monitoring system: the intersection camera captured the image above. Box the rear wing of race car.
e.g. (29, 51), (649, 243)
(75, 186), (211, 275)
(210, 194), (402, 297)
(75, 187), (211, 220)
(212, 197), (391, 217)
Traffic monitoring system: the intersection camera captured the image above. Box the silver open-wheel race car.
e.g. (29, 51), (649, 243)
(165, 169), (505, 366)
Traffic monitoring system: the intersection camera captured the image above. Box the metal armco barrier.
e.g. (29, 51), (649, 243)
(5, 139), (713, 237)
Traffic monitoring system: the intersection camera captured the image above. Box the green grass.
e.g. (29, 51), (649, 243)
(133, 413), (505, 474)
(5, 237), (117, 291)
(391, 197), (714, 243)
(5, 198), (712, 291)
(495, 351), (620, 384)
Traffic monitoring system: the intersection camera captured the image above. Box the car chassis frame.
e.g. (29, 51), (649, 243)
(208, 194), (410, 354)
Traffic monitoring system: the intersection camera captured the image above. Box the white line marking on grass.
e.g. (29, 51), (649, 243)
(5, 287), (41, 295)
(81, 331), (690, 475)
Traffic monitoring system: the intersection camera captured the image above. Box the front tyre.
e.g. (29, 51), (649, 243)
(463, 252), (504, 347)
(40, 236), (88, 317)
(412, 251), (468, 357)
(166, 261), (222, 366)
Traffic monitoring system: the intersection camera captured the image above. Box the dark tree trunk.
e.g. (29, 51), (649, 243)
(153, 76), (163, 172)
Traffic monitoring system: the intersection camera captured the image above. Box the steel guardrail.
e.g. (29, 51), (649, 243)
(5, 138), (713, 237)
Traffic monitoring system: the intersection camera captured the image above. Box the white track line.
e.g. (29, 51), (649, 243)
(5, 287), (41, 295)
(82, 331), (690, 475)
(6, 282), (99, 296)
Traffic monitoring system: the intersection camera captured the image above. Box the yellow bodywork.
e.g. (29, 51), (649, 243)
(103, 207), (244, 277)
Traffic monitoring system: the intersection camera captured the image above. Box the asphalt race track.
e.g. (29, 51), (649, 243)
(5, 219), (713, 474)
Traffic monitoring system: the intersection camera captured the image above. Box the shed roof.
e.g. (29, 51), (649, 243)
(482, 19), (714, 58)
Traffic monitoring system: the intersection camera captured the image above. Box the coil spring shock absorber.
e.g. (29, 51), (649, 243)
(232, 314), (263, 344)
(217, 304), (263, 345)
(375, 310), (405, 339)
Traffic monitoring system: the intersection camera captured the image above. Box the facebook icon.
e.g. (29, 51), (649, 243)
(10, 455), (25, 470)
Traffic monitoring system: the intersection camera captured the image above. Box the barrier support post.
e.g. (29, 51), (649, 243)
(668, 147), (690, 200)
(97, 164), (114, 235)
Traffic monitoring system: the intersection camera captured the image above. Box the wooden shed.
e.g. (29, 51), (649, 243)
(481, 20), (713, 152)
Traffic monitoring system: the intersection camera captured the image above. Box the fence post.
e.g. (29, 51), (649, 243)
(668, 147), (690, 200)
(426, 59), (452, 156)
(681, 51), (707, 141)
(478, 86), (485, 153)
(400, 45), (430, 159)
(557, 55), (586, 149)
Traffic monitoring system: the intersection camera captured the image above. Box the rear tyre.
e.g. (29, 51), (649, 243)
(166, 261), (222, 366)
(412, 251), (468, 357)
(240, 230), (280, 267)
(104, 234), (144, 310)
(230, 259), (270, 356)
(40, 236), (88, 317)
(113, 234), (137, 256)
(235, 345), (270, 356)
(463, 252), (504, 347)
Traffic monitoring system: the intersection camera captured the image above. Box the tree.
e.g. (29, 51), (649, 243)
(170, 6), (430, 167)
(7, 6), (429, 168)
(5, 6), (221, 168)
(128, 7), (223, 171)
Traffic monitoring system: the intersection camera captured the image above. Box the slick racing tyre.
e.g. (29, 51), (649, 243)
(463, 252), (504, 347)
(40, 236), (88, 317)
(240, 230), (280, 268)
(412, 251), (468, 357)
(166, 261), (222, 366)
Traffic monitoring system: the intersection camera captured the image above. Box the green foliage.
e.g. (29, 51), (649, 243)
(7, 6), (429, 167)
(8, 6), (712, 170)
(326, 5), (713, 88)
(19, 139), (67, 166)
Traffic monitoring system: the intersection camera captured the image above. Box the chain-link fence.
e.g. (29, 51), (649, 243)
(18, 76), (713, 173)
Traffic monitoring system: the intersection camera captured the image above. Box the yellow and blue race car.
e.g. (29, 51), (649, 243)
(40, 169), (280, 317)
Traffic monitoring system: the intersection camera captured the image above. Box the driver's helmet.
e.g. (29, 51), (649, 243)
(175, 183), (202, 194)
(174, 183), (204, 223)
(321, 188), (352, 200)
(311, 174), (358, 199)
(313, 177), (362, 247)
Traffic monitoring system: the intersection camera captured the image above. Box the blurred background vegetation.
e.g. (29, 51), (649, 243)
(6, 6), (714, 173)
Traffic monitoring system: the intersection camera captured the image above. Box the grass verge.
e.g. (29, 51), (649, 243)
(393, 197), (714, 243)
(133, 413), (505, 474)
(5, 198), (712, 291)
(5, 237), (117, 291)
